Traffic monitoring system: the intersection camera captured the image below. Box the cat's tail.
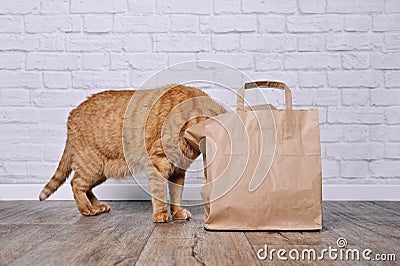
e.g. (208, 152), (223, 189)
(39, 137), (72, 201)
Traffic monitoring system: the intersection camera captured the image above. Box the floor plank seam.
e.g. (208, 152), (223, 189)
(135, 223), (157, 264)
(190, 232), (206, 265)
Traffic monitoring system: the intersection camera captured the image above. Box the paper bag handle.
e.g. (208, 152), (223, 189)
(236, 81), (293, 110)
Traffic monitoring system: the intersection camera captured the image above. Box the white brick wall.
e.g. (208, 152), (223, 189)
(0, 0), (399, 185)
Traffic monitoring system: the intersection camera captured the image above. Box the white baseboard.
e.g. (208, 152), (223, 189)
(0, 184), (399, 201)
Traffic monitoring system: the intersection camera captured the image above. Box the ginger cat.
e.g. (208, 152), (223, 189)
(39, 85), (225, 222)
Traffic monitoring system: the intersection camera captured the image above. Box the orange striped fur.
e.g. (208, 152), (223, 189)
(39, 85), (225, 222)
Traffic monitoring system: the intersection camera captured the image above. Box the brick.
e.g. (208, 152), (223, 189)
(372, 52), (400, 69)
(327, 70), (381, 87)
(168, 53), (197, 66)
(255, 54), (283, 71)
(0, 143), (18, 160)
(43, 72), (72, 88)
(322, 160), (339, 178)
(291, 89), (315, 106)
(385, 107), (400, 124)
(0, 53), (24, 70)
(327, 33), (383, 51)
(31, 90), (86, 107)
(341, 161), (368, 178)
(82, 53), (109, 70)
(327, 143), (384, 160)
(327, 107), (384, 124)
(66, 36), (123, 52)
(373, 15), (400, 32)
(385, 0), (400, 13)
(385, 126), (400, 141)
(319, 107), (327, 124)
(370, 160), (400, 177)
(385, 71), (400, 88)
(284, 53), (341, 70)
(242, 0), (296, 14)
(320, 125), (341, 142)
(0, 35), (38, 51)
(170, 15), (198, 33)
(344, 16), (371, 32)
(38, 108), (69, 125)
(211, 35), (240, 52)
(287, 15), (343, 32)
(371, 90), (400, 106)
(199, 16), (211, 34)
(111, 53), (168, 71)
(43, 144), (66, 162)
(297, 35), (324, 51)
(57, 16), (82, 32)
(154, 34), (210, 52)
(327, 0), (384, 13)
(72, 71), (128, 89)
(213, 0), (240, 14)
(26, 162), (55, 177)
(342, 125), (369, 142)
(17, 144), (42, 160)
(25, 15), (82, 33)
(0, 71), (41, 88)
(26, 53), (80, 71)
(341, 89), (370, 106)
(314, 89), (339, 106)
(0, 89), (29, 106)
(209, 16), (256, 33)
(0, 124), (40, 143)
(130, 71), (153, 88)
(0, 107), (40, 124)
(114, 16), (169, 33)
(240, 35), (296, 52)
(0, 0), (39, 14)
(127, 0), (156, 15)
(197, 53), (254, 70)
(0, 16), (23, 33)
(2, 161), (26, 176)
(385, 143), (400, 158)
(38, 37), (66, 53)
(157, 0), (212, 14)
(84, 15), (112, 33)
(385, 33), (400, 50)
(40, 0), (69, 14)
(71, 0), (127, 13)
(258, 16), (285, 33)
(299, 0), (326, 13)
(342, 53), (370, 70)
(123, 35), (152, 52)
(38, 35), (65, 51)
(298, 72), (325, 88)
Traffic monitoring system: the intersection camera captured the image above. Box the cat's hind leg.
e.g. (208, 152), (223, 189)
(71, 172), (99, 216)
(169, 169), (191, 220)
(86, 177), (110, 214)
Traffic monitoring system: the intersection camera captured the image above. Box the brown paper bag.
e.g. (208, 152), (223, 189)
(185, 81), (322, 230)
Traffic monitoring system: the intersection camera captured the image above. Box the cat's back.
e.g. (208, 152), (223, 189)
(68, 90), (134, 124)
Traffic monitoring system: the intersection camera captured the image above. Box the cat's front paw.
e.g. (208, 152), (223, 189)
(153, 212), (169, 223)
(172, 209), (191, 220)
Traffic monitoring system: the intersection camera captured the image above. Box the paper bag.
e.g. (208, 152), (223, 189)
(185, 81), (322, 230)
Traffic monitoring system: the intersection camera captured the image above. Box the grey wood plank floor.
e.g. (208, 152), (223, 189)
(0, 201), (398, 266)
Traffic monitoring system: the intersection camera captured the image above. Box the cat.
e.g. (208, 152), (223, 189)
(39, 84), (226, 222)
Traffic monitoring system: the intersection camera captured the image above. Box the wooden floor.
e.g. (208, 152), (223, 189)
(0, 201), (398, 265)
